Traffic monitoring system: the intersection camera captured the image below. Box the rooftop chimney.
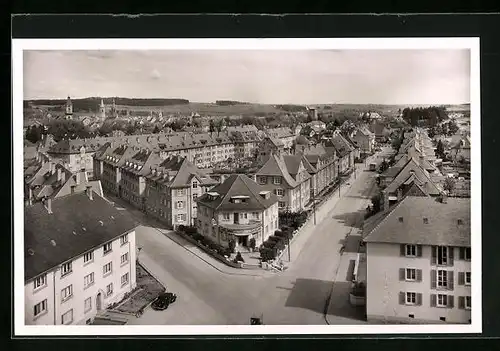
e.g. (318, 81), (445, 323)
(86, 186), (93, 200)
(70, 185), (76, 194)
(57, 167), (62, 182)
(50, 162), (56, 175)
(75, 172), (80, 185)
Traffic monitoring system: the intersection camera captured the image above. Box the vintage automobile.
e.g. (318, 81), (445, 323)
(151, 292), (177, 311)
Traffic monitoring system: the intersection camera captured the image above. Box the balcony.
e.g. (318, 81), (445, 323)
(219, 220), (262, 236)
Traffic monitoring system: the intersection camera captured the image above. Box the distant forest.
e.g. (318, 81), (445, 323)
(276, 104), (308, 112)
(24, 97), (190, 111)
(215, 100), (250, 106)
(401, 106), (449, 127)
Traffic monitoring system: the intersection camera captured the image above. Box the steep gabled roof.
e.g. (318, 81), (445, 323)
(196, 174), (277, 211)
(384, 158), (441, 196)
(256, 154), (297, 188)
(363, 196), (470, 247)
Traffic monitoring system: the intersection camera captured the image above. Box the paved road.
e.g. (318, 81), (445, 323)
(106, 149), (392, 325)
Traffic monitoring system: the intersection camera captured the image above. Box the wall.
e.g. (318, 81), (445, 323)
(366, 242), (471, 324)
(25, 231), (136, 325)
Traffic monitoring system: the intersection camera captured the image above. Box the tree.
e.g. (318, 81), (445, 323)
(153, 125), (160, 134)
(427, 126), (435, 138)
(25, 125), (43, 143)
(447, 120), (459, 136)
(436, 140), (445, 158)
(371, 194), (382, 213)
(209, 119), (215, 134)
(443, 177), (456, 194)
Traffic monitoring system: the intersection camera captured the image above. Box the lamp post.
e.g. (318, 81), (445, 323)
(287, 234), (291, 262)
(338, 164), (341, 198)
(313, 187), (317, 225)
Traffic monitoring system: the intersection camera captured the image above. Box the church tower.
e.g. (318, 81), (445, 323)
(65, 96), (73, 119)
(99, 98), (106, 119)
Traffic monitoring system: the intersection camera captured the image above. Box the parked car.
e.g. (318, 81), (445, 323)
(151, 292), (177, 311)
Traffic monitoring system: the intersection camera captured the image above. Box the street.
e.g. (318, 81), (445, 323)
(107, 148), (393, 325)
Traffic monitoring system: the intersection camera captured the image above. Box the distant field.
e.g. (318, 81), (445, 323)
(116, 103), (287, 115)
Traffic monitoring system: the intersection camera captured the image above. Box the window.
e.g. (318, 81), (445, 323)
(192, 181), (198, 189)
(464, 247), (471, 260)
(223, 213), (230, 220)
(121, 252), (129, 265)
(61, 284), (73, 302)
(437, 270), (448, 288)
(61, 262), (72, 277)
(121, 273), (129, 286)
(465, 296), (471, 309)
(120, 234), (128, 246)
(406, 268), (416, 281)
(84, 273), (95, 289)
(258, 176), (267, 185)
(177, 214), (186, 222)
(437, 294), (448, 307)
(276, 188), (284, 196)
(34, 299), (47, 317)
(103, 262), (112, 276)
(83, 251), (93, 264)
(176, 189), (185, 196)
(193, 194), (198, 201)
(84, 297), (92, 313)
(176, 201), (184, 209)
(61, 309), (73, 325)
(34, 274), (47, 290)
(405, 245), (417, 257)
(273, 177), (282, 185)
(103, 242), (112, 255)
(243, 213), (248, 219)
(252, 212), (260, 219)
(437, 246), (448, 265)
(278, 201), (286, 208)
(106, 283), (113, 297)
(406, 292), (416, 305)
(465, 272), (471, 285)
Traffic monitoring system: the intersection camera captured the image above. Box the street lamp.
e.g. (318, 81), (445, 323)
(338, 164), (341, 198)
(312, 187), (317, 225)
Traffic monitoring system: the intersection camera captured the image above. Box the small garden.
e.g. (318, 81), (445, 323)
(259, 227), (294, 262)
(176, 225), (246, 265)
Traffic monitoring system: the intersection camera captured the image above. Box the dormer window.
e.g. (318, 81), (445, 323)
(423, 218), (428, 224)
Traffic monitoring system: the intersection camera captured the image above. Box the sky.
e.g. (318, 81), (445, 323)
(23, 49), (471, 105)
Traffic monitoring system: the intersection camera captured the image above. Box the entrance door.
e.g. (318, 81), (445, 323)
(237, 235), (248, 247)
(234, 212), (239, 224)
(96, 293), (102, 311)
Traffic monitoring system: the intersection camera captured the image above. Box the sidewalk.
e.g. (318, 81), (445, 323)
(103, 191), (275, 278)
(279, 166), (361, 265)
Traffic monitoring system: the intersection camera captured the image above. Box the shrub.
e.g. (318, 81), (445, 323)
(233, 251), (245, 263)
(263, 240), (276, 249)
(178, 225), (186, 232)
(259, 247), (276, 262)
(274, 230), (284, 238)
(268, 235), (280, 243)
(248, 237), (256, 251)
(185, 226), (197, 235)
(193, 233), (204, 242)
(228, 239), (236, 254)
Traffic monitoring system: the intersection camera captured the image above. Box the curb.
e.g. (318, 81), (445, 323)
(104, 192), (271, 277)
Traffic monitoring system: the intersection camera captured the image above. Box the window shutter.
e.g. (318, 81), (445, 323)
(448, 247), (454, 266)
(431, 246), (437, 264)
(447, 295), (454, 308)
(458, 296), (465, 309)
(416, 269), (422, 282)
(416, 293), (423, 306)
(431, 269), (437, 289)
(458, 272), (465, 285)
(430, 294), (437, 307)
(459, 247), (465, 260)
(399, 291), (405, 305)
(417, 245), (422, 257)
(399, 268), (405, 281)
(400, 244), (405, 256)
(448, 271), (454, 291)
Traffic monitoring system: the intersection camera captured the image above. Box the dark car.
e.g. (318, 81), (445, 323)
(151, 292), (177, 311)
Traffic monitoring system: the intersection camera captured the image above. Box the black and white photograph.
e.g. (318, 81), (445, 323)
(13, 38), (481, 335)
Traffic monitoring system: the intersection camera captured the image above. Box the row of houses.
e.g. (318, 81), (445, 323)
(360, 128), (471, 324)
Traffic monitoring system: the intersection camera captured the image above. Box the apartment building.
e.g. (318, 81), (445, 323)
(265, 127), (297, 151)
(352, 126), (376, 154)
(326, 132), (355, 174)
(25, 162), (103, 205)
(24, 190), (137, 325)
(299, 144), (338, 197)
(257, 136), (285, 165)
(255, 153), (311, 212)
(363, 196), (471, 324)
(196, 174), (279, 251)
(144, 155), (217, 229)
